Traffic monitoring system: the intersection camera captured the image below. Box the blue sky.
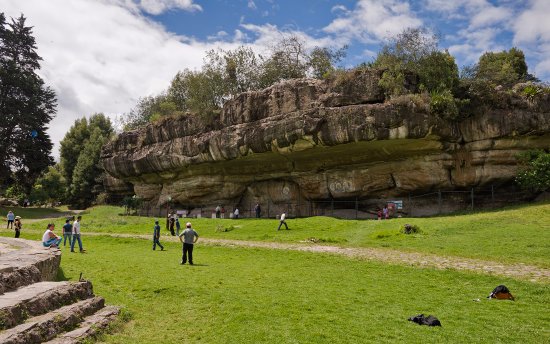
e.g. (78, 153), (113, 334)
(2, 0), (549, 157)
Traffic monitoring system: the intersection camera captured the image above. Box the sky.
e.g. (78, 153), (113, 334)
(1, 0), (549, 158)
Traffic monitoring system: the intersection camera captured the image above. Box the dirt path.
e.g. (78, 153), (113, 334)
(87, 232), (550, 283)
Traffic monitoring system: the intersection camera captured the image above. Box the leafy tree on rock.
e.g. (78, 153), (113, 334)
(374, 27), (459, 96)
(476, 48), (529, 86)
(0, 13), (56, 192)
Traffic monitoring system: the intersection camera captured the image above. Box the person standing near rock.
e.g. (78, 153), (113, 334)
(169, 215), (175, 236)
(14, 216), (21, 238)
(221, 206), (226, 219)
(179, 222), (198, 265)
(153, 220), (164, 251)
(215, 205), (221, 218)
(62, 218), (73, 247)
(6, 210), (14, 229)
(277, 212), (289, 230)
(234, 208), (239, 219)
(71, 215), (85, 253)
(42, 223), (62, 248)
(175, 218), (181, 236)
(255, 203), (261, 218)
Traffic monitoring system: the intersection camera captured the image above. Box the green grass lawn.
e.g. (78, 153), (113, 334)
(13, 202), (550, 268)
(0, 205), (72, 220)
(55, 236), (548, 344)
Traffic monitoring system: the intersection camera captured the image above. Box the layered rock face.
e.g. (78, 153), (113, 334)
(101, 70), (550, 212)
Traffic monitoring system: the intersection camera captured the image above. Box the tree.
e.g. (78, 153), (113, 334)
(0, 13), (56, 191)
(259, 35), (309, 87)
(516, 150), (550, 192)
(307, 46), (347, 79)
(374, 27), (459, 96)
(476, 48), (528, 86)
(60, 113), (114, 207)
(29, 164), (67, 205)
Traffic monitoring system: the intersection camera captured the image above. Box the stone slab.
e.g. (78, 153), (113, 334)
(0, 296), (104, 344)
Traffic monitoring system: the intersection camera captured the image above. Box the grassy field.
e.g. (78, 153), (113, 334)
(0, 205), (73, 220)
(1, 204), (549, 343)
(52, 236), (548, 343)
(12, 202), (550, 267)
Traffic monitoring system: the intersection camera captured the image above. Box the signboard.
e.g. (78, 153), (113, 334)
(388, 200), (403, 210)
(176, 210), (187, 217)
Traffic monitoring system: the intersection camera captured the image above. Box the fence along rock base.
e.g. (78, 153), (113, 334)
(0, 237), (120, 343)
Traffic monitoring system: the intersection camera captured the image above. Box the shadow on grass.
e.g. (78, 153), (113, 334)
(56, 267), (69, 281)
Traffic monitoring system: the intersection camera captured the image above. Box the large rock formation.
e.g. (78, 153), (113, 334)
(101, 70), (550, 214)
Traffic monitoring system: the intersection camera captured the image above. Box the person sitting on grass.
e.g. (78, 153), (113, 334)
(42, 223), (62, 248)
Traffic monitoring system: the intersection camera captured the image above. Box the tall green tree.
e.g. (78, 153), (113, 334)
(0, 13), (56, 191)
(60, 113), (113, 208)
(476, 48), (528, 86)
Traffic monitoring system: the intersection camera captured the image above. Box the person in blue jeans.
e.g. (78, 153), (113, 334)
(62, 218), (73, 247)
(70, 215), (85, 253)
(153, 220), (164, 251)
(42, 223), (62, 248)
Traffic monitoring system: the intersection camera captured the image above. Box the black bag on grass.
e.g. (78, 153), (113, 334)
(408, 314), (441, 326)
(488, 285), (515, 300)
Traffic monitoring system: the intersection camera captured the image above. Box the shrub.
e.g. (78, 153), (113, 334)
(429, 89), (459, 120)
(401, 224), (421, 234)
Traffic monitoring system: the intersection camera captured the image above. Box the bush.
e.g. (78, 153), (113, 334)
(401, 224), (421, 234)
(429, 89), (459, 120)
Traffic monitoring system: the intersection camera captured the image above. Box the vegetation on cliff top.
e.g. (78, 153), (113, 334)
(121, 27), (548, 130)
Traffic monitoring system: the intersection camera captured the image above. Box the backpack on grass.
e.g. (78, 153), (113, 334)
(488, 285), (515, 300)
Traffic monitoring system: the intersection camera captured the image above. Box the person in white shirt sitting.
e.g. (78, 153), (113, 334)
(42, 223), (62, 248)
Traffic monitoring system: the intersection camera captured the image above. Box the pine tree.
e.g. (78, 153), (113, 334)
(0, 13), (56, 191)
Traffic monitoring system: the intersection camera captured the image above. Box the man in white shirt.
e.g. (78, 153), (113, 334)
(179, 222), (199, 265)
(277, 212), (289, 230)
(42, 223), (62, 248)
(70, 215), (85, 253)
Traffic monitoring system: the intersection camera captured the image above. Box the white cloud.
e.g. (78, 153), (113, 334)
(128, 0), (202, 15)
(324, 0), (422, 43)
(0, 0), (226, 158)
(512, 0), (550, 80)
(247, 0), (257, 10)
(469, 6), (512, 28)
(513, 0), (550, 44)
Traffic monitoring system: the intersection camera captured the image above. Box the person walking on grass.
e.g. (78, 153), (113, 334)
(14, 216), (21, 238)
(42, 223), (62, 248)
(277, 212), (289, 230)
(6, 210), (14, 229)
(153, 220), (164, 251)
(179, 222), (198, 265)
(62, 218), (73, 247)
(71, 215), (85, 253)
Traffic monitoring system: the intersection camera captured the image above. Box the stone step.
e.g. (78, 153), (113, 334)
(44, 306), (120, 344)
(0, 238), (61, 294)
(0, 281), (94, 330)
(0, 296), (105, 344)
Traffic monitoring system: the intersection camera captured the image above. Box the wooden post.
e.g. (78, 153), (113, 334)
(491, 184), (495, 206)
(355, 197), (358, 219)
(438, 190), (442, 214)
(471, 188), (474, 211)
(408, 193), (412, 217)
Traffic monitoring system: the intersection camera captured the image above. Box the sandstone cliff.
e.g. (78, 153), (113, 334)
(101, 70), (550, 213)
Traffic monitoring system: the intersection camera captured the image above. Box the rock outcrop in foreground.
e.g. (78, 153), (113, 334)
(101, 70), (550, 213)
(0, 237), (120, 343)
